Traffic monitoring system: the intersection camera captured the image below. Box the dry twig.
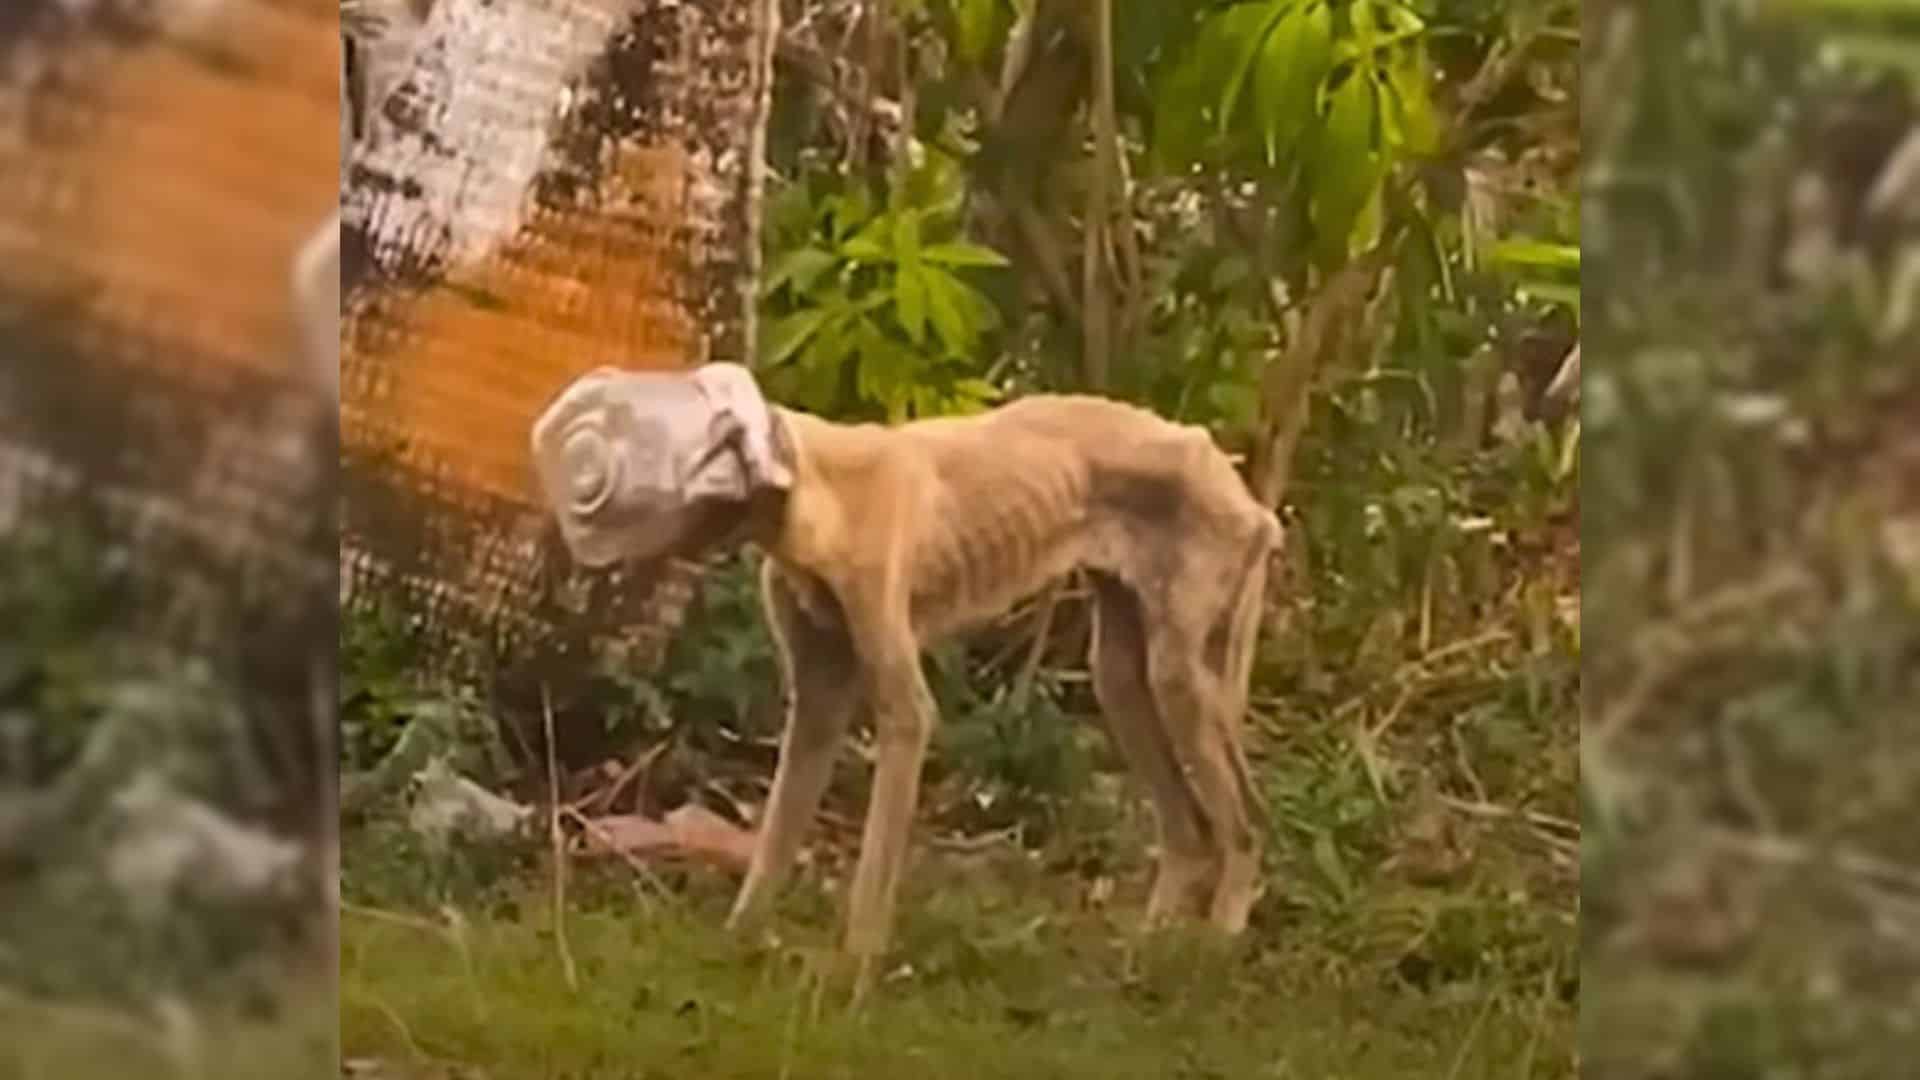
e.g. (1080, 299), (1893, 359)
(542, 685), (579, 992)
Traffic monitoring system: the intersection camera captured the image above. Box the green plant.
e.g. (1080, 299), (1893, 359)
(1151, 0), (1439, 269)
(0, 510), (318, 1014)
(645, 552), (783, 744)
(760, 154), (1011, 421)
(1489, 237), (1581, 316)
(927, 651), (1095, 839)
(338, 594), (428, 771)
(0, 513), (130, 784)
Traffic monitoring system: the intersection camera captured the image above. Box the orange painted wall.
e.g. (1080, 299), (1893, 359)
(0, 0), (339, 387)
(342, 142), (700, 512)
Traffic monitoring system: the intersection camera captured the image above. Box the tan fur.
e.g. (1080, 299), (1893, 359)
(724, 394), (1282, 987)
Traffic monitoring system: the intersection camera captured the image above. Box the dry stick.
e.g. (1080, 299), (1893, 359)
(1109, 103), (1146, 348)
(1011, 198), (1085, 323)
(1080, 0), (1115, 390)
(1593, 564), (1813, 745)
(1439, 796), (1580, 857)
(1439, 796), (1579, 836)
(360, 994), (428, 1066)
(1010, 577), (1065, 712)
(1443, 989), (1500, 1080)
(1709, 827), (1920, 898)
(542, 684), (579, 992)
(927, 824), (1024, 854)
(340, 899), (451, 938)
(1333, 628), (1510, 796)
(568, 725), (678, 817)
(1717, 714), (1780, 836)
(983, 579), (1089, 671)
(1449, 723), (1490, 805)
(1350, 682), (1412, 804)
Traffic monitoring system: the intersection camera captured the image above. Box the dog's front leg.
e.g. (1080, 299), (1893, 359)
(839, 591), (937, 1000)
(728, 563), (863, 932)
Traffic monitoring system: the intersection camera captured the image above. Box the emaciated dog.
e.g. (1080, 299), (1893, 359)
(531, 363), (1281, 993)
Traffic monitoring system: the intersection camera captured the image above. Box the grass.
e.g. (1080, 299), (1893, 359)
(340, 805), (1575, 1079)
(0, 978), (336, 1080)
(334, 414), (1580, 1078)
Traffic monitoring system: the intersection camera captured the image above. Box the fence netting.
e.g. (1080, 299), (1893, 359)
(339, 0), (776, 689)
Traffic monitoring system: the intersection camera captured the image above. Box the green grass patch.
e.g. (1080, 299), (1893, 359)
(0, 979), (336, 1080)
(341, 830), (1573, 1079)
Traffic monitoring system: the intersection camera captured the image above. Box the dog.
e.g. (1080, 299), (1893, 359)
(531, 363), (1280, 991)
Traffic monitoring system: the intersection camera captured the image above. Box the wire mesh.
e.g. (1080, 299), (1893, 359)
(338, 0), (776, 683)
(0, 0), (338, 662)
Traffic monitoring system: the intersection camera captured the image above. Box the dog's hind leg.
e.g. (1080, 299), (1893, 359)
(1198, 537), (1274, 929)
(728, 563), (864, 932)
(1088, 572), (1218, 923)
(1141, 564), (1264, 935)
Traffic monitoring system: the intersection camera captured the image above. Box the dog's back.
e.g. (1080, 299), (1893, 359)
(902, 393), (1271, 537)
(781, 395), (1273, 637)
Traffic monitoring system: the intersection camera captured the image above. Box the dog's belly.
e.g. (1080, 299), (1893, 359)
(909, 539), (1084, 642)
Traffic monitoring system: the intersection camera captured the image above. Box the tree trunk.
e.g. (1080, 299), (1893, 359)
(339, 0), (780, 703)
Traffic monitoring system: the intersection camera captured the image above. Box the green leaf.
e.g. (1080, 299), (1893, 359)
(893, 209), (924, 265)
(1309, 70), (1383, 267)
(921, 241), (1011, 268)
(842, 212), (895, 262)
(909, 384), (940, 418)
(798, 325), (854, 408)
(1518, 281), (1582, 313)
(1381, 47), (1438, 154)
(922, 265), (973, 354)
(760, 309), (831, 367)
(896, 263), (930, 346)
(1350, 157), (1386, 251)
(852, 318), (904, 406)
(949, 0), (1004, 66)
(1217, 1), (1299, 137)
(761, 247), (838, 298)
(957, 274), (1003, 334)
(824, 191), (873, 243)
(841, 233), (891, 263)
(1153, 1), (1278, 171)
(1252, 1), (1333, 166)
(1350, 0), (1379, 61)
(952, 377), (1002, 405)
(1489, 239), (1581, 272)
(1151, 54), (1214, 171)
(1380, 0), (1424, 34)
(766, 180), (818, 244)
(849, 288), (896, 316)
(1310, 831), (1353, 903)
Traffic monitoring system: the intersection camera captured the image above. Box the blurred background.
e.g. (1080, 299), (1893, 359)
(1583, 0), (1920, 1076)
(0, 1), (338, 1075)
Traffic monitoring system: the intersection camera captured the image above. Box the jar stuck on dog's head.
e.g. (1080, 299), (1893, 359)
(529, 363), (793, 569)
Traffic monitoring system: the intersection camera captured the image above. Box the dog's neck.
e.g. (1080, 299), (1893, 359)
(748, 406), (857, 579)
